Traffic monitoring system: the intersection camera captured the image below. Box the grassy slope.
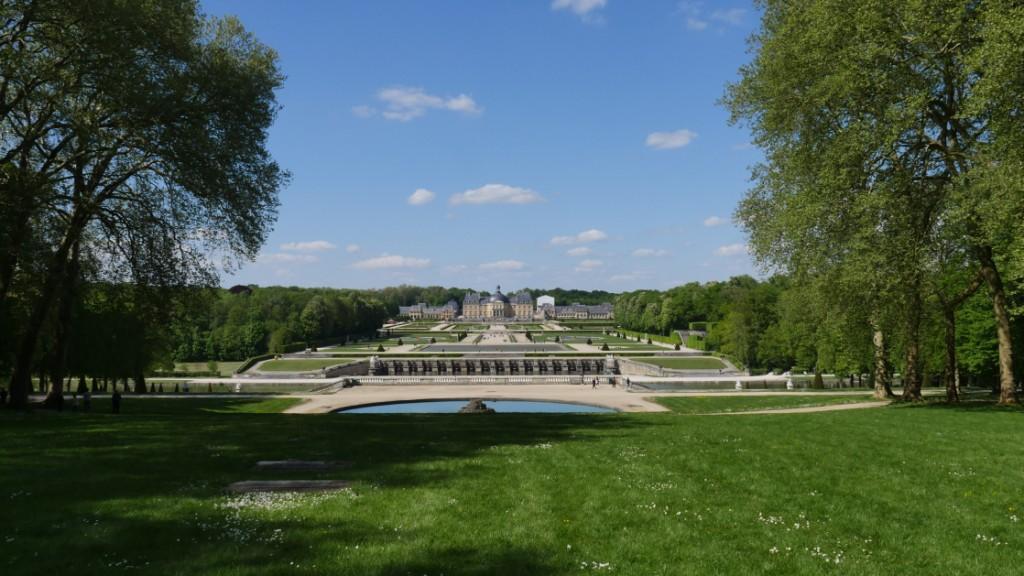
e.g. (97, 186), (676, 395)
(654, 394), (874, 414)
(2, 398), (1023, 575)
(174, 362), (245, 376)
(635, 357), (727, 370)
(258, 358), (360, 372)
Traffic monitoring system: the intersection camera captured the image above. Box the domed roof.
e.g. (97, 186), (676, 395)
(488, 285), (510, 304)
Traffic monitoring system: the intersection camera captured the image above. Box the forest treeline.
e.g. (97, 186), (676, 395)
(0, 283), (620, 379)
(614, 276), (1018, 386)
(173, 284), (614, 362)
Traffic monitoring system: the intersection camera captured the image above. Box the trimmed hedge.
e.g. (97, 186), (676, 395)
(618, 328), (681, 345)
(149, 370), (219, 378)
(235, 354), (275, 374)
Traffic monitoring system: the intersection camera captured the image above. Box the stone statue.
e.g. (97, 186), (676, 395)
(458, 399), (496, 414)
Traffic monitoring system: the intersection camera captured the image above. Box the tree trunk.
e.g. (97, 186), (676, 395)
(978, 247), (1017, 405)
(871, 326), (894, 399)
(901, 291), (923, 401)
(942, 306), (958, 403)
(7, 215), (85, 409)
(43, 239), (79, 409)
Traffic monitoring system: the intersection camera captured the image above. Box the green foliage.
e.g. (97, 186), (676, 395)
(169, 286), (388, 362)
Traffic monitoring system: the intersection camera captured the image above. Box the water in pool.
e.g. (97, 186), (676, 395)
(338, 399), (613, 414)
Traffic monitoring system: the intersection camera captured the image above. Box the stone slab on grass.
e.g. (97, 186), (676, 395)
(227, 480), (350, 493)
(255, 460), (352, 471)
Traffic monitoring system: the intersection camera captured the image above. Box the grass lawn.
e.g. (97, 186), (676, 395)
(258, 358), (359, 372)
(173, 361), (244, 376)
(653, 394), (874, 414)
(635, 357), (727, 370)
(2, 396), (1023, 575)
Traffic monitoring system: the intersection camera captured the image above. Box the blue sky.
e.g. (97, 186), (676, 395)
(204, 0), (761, 292)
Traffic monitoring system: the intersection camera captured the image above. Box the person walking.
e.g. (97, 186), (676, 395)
(112, 390), (122, 414)
(625, 377), (631, 391)
(82, 390), (91, 412)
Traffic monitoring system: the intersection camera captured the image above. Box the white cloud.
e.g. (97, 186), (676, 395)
(551, 0), (607, 17)
(567, 246), (593, 257)
(711, 8), (746, 25)
(703, 216), (726, 227)
(632, 248), (668, 257)
(345, 244), (361, 253)
(449, 183), (545, 205)
(408, 188), (436, 206)
(366, 86), (481, 122)
(259, 253), (318, 264)
(280, 240), (336, 252)
(550, 228), (608, 245)
(352, 254), (431, 269)
(443, 264), (469, 273)
(479, 260), (525, 271)
(351, 105), (376, 118)
(575, 259), (604, 272)
(686, 17), (708, 30)
(679, 3), (745, 31)
(714, 243), (748, 256)
(646, 129), (697, 150)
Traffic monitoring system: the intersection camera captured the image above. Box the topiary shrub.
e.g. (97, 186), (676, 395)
(554, 335), (560, 342)
(601, 343), (610, 351)
(377, 344), (386, 352)
(647, 338), (653, 345)
(586, 338), (593, 345)
(397, 338), (404, 346)
(674, 343), (680, 350)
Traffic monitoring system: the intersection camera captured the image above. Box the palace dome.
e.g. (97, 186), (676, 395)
(488, 285), (510, 304)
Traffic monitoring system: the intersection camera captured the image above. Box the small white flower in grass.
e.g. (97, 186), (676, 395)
(769, 546), (779, 554)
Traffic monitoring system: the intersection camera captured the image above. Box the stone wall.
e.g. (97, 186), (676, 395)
(324, 360), (370, 378)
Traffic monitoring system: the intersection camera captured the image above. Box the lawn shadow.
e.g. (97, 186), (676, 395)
(889, 395), (1024, 413)
(0, 399), (631, 574)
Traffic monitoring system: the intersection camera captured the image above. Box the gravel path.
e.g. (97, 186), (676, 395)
(701, 401), (891, 415)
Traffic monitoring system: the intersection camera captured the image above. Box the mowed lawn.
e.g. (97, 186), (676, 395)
(1, 398), (1023, 575)
(635, 357), (727, 370)
(258, 358), (359, 372)
(654, 394), (875, 414)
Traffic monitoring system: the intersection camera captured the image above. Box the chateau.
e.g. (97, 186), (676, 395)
(462, 286), (533, 319)
(398, 285), (614, 321)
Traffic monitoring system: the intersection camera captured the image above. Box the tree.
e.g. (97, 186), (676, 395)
(300, 296), (329, 343)
(3, 1), (286, 408)
(724, 0), (1021, 403)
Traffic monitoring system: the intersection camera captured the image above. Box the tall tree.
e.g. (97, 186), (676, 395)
(724, 0), (1021, 403)
(3, 1), (286, 408)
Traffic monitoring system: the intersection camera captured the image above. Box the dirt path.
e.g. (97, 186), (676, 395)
(701, 401), (890, 415)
